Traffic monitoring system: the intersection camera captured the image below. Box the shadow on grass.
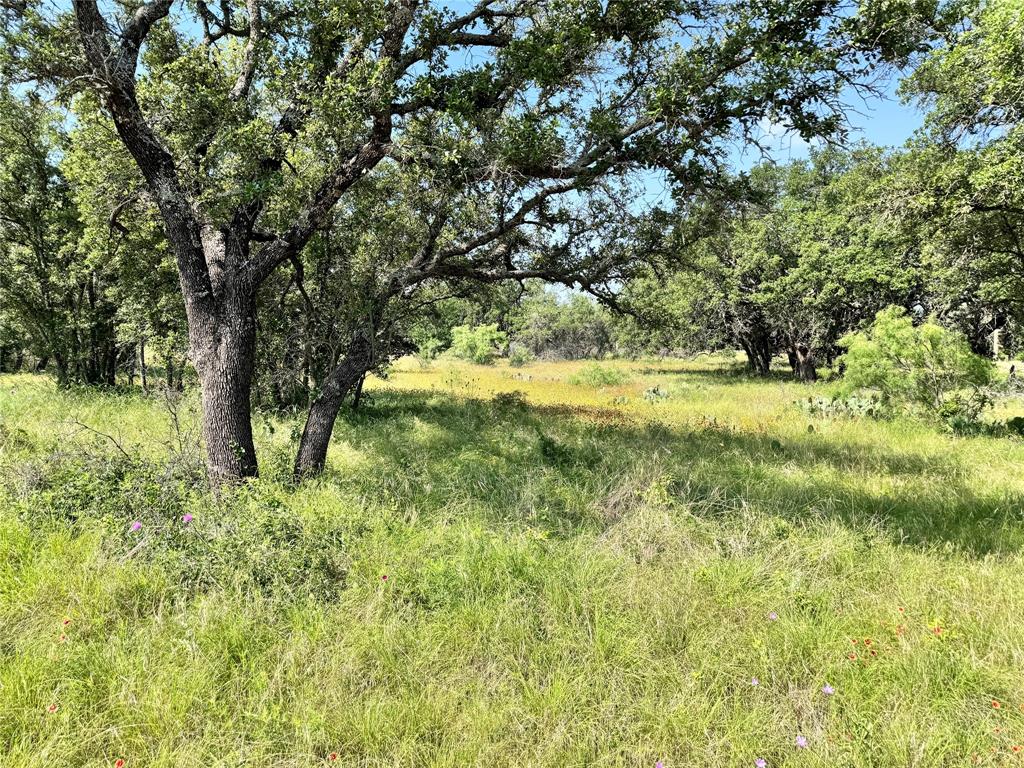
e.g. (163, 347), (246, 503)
(330, 388), (1024, 558)
(638, 365), (803, 385)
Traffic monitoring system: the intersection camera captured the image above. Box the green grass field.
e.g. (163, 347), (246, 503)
(3, 356), (1024, 767)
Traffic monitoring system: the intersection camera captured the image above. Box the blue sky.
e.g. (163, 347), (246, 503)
(749, 78), (925, 164)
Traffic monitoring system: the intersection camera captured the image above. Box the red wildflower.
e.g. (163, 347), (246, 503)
(848, 652), (857, 660)
(1013, 746), (1022, 753)
(864, 638), (873, 646)
(381, 575), (388, 582)
(898, 607), (905, 613)
(869, 649), (878, 657)
(328, 754), (338, 762)
(850, 638), (858, 645)
(63, 618), (71, 626)
(47, 704), (58, 713)
(993, 700), (1002, 709)
(115, 760), (125, 767)
(933, 626), (943, 636)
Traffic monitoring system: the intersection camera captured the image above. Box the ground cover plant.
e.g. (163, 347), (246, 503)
(3, 356), (1024, 767)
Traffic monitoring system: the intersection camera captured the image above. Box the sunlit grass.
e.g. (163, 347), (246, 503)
(2, 357), (1024, 766)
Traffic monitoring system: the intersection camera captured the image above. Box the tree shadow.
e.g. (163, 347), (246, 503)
(328, 389), (1024, 558)
(638, 365), (801, 385)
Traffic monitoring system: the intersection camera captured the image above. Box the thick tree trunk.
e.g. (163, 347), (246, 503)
(294, 337), (373, 479)
(192, 298), (260, 482)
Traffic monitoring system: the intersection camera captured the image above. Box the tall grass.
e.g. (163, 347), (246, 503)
(2, 357), (1024, 766)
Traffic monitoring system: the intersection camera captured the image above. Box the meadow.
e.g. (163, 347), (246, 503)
(2, 355), (1024, 767)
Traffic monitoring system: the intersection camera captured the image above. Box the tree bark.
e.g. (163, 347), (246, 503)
(351, 374), (366, 411)
(294, 336), (373, 479)
(192, 294), (260, 481)
(740, 335), (772, 376)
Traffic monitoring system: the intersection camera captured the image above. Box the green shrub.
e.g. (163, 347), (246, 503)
(837, 306), (995, 426)
(569, 363), (630, 387)
(450, 324), (507, 365)
(508, 346), (533, 368)
(415, 336), (445, 367)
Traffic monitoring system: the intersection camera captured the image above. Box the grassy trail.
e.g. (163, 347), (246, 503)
(2, 357), (1024, 767)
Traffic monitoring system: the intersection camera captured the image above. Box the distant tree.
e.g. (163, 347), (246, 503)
(0, 88), (122, 386)
(450, 323), (507, 365)
(509, 286), (613, 360)
(895, 0), (1024, 354)
(621, 149), (922, 379)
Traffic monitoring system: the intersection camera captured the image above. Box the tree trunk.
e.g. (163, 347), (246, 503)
(192, 299), (260, 482)
(139, 340), (148, 393)
(294, 337), (373, 479)
(792, 344), (817, 383)
(351, 374), (366, 411)
(740, 335), (772, 376)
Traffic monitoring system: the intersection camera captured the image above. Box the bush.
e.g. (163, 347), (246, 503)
(569, 363), (630, 387)
(837, 306), (995, 426)
(508, 346), (533, 368)
(450, 324), (507, 365)
(415, 336), (445, 367)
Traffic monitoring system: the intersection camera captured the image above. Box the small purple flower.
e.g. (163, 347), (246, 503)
(822, 683), (835, 696)
(755, 759), (767, 768)
(795, 735), (808, 749)
(751, 677), (760, 686)
(182, 513), (193, 525)
(767, 611), (778, 621)
(129, 520), (142, 532)
(656, 763), (664, 768)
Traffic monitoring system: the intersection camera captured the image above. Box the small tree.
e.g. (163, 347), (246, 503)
(450, 324), (507, 365)
(837, 306), (995, 422)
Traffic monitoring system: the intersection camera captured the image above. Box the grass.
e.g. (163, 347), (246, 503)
(2, 355), (1024, 766)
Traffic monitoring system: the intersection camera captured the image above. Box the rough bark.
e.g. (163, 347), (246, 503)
(189, 288), (261, 480)
(293, 342), (373, 479)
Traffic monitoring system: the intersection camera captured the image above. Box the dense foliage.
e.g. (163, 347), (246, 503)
(837, 306), (995, 426)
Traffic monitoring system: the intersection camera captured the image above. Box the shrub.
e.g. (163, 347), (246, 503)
(415, 336), (445, 367)
(450, 324), (507, 365)
(508, 346), (533, 368)
(569, 363), (631, 387)
(837, 306), (995, 426)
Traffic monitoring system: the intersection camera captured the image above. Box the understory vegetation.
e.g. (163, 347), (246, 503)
(3, 357), (1024, 766)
